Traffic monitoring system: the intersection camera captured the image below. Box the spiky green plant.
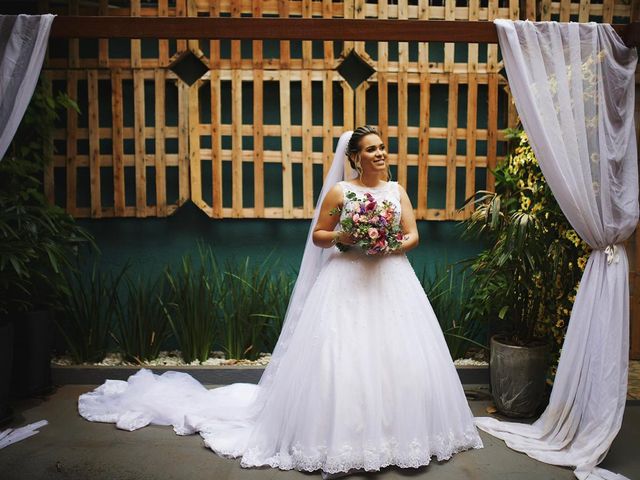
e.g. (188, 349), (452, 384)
(111, 273), (172, 364)
(161, 245), (224, 364)
(55, 261), (128, 363)
(420, 263), (486, 359)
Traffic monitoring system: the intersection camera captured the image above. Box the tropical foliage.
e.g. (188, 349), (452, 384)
(0, 81), (94, 316)
(462, 128), (589, 361)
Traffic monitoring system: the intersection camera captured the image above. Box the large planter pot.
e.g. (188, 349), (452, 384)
(490, 334), (549, 418)
(0, 321), (14, 423)
(11, 310), (54, 397)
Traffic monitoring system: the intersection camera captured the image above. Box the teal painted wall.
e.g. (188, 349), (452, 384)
(78, 202), (486, 281)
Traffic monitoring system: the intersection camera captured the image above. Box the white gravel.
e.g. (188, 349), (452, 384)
(52, 351), (486, 367)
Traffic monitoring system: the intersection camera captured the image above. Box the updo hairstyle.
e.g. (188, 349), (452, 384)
(346, 125), (381, 169)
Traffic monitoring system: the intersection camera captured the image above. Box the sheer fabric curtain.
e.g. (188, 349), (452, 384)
(475, 19), (638, 480)
(0, 14), (55, 161)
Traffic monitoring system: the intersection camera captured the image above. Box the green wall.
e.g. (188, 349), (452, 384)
(78, 202), (486, 281)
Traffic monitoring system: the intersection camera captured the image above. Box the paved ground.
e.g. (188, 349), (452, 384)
(0, 384), (638, 480)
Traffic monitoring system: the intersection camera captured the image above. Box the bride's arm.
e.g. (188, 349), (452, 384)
(312, 184), (355, 248)
(395, 185), (419, 253)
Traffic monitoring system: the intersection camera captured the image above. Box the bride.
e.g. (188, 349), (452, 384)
(79, 126), (483, 477)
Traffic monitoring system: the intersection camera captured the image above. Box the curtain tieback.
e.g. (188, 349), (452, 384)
(603, 244), (619, 265)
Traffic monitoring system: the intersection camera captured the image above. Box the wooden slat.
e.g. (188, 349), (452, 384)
(59, 122), (506, 144)
(343, 0), (355, 53)
(253, 0), (264, 217)
(55, 150), (494, 169)
(154, 68), (167, 217)
(322, 70), (333, 176)
(88, 70), (101, 218)
(49, 17), (637, 45)
(355, 82), (368, 128)
(302, 0), (313, 70)
(211, 70), (223, 218)
(578, 0), (591, 23)
(278, 0), (291, 70)
(177, 81), (190, 206)
(445, 73), (458, 219)
(397, 71), (408, 187)
(253, 70), (265, 217)
(342, 80), (354, 132)
(417, 71), (429, 217)
(525, 0), (536, 21)
(111, 68), (125, 215)
(187, 0), (199, 55)
(133, 69), (147, 217)
(131, 0), (142, 68)
(378, 0), (389, 143)
(322, 0), (334, 72)
(418, 0), (429, 75)
(444, 0), (455, 73)
(231, 0), (242, 71)
(465, 73), (478, 217)
(467, 0), (479, 73)
(540, 0), (552, 21)
(176, 0), (187, 52)
(302, 69), (313, 217)
(66, 70), (78, 215)
(602, 0), (615, 24)
(231, 69), (243, 217)
(559, 0), (571, 22)
(487, 0), (498, 73)
(158, 0), (169, 66)
(280, 71), (293, 218)
(353, 0), (365, 57)
(68, 0), (79, 69)
(98, 0), (109, 68)
(210, 0), (222, 218)
(189, 81), (206, 213)
(486, 73), (498, 192)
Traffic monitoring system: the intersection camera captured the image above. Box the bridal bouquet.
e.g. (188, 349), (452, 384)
(331, 191), (404, 255)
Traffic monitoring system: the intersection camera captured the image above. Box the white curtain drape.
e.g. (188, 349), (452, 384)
(475, 19), (638, 480)
(0, 14), (55, 162)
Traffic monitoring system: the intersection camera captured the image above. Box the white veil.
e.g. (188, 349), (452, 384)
(253, 130), (354, 409)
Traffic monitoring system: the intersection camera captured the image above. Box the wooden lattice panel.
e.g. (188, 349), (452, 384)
(39, 0), (635, 220)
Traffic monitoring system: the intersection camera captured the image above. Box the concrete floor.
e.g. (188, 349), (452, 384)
(0, 385), (638, 480)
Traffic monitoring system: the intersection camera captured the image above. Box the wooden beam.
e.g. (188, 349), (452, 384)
(49, 17), (639, 47)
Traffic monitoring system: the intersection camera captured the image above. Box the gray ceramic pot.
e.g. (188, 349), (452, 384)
(490, 334), (549, 418)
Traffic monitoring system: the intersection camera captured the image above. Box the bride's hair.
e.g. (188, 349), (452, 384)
(346, 125), (381, 169)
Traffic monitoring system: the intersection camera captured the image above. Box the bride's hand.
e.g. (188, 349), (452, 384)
(336, 231), (357, 245)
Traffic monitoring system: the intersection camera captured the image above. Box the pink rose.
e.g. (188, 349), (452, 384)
(368, 228), (379, 239)
(365, 201), (376, 211)
(352, 213), (360, 222)
(375, 239), (388, 249)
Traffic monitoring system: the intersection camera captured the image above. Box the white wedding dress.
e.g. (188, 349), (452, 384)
(79, 136), (483, 474)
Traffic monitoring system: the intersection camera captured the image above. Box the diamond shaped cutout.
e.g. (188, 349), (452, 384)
(169, 50), (209, 86)
(336, 49), (376, 89)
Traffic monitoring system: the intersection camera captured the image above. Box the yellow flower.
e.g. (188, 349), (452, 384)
(577, 256), (587, 270)
(556, 319), (565, 329)
(520, 196), (531, 211)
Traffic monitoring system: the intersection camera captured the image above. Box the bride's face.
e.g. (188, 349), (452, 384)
(357, 134), (387, 176)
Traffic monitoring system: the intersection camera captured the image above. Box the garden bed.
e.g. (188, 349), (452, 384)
(51, 352), (488, 386)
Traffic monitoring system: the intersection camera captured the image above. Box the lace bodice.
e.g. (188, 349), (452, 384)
(338, 181), (402, 226)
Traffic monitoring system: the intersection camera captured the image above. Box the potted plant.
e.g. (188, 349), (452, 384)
(0, 81), (94, 402)
(462, 128), (589, 417)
